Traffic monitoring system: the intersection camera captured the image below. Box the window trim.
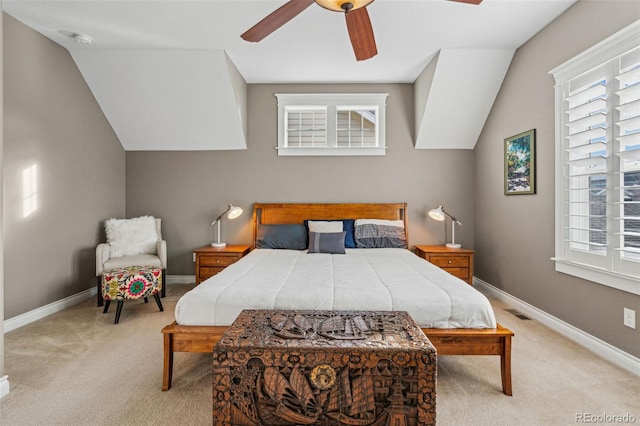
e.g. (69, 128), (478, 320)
(275, 93), (388, 156)
(549, 20), (640, 296)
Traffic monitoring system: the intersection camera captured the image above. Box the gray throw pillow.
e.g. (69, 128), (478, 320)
(308, 231), (346, 254)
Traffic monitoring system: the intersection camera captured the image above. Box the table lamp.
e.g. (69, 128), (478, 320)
(428, 205), (462, 248)
(211, 203), (243, 248)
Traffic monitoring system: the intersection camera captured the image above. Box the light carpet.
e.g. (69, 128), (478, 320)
(0, 284), (638, 425)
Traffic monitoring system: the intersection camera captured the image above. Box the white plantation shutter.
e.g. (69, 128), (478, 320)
(615, 47), (640, 272)
(564, 70), (608, 262)
(285, 107), (327, 148)
(551, 21), (640, 295)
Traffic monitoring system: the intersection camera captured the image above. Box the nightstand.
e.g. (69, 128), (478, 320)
(414, 245), (475, 285)
(193, 245), (251, 285)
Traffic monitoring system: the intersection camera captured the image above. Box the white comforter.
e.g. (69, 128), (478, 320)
(175, 248), (496, 328)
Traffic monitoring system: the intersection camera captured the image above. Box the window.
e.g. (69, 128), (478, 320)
(550, 21), (640, 295)
(276, 93), (388, 156)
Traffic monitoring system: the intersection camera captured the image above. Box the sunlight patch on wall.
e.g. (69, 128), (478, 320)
(22, 164), (38, 218)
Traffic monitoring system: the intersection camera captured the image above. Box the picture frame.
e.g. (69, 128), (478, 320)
(504, 129), (536, 195)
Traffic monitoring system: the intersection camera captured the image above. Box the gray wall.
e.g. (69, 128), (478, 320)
(3, 14), (126, 319)
(474, 0), (640, 357)
(126, 84), (476, 275)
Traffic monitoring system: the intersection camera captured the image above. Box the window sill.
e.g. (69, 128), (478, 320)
(276, 147), (387, 156)
(552, 257), (640, 296)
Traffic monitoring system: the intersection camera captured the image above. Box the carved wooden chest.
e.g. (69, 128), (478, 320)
(213, 310), (436, 426)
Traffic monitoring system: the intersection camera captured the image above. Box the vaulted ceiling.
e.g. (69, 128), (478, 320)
(3, 0), (576, 150)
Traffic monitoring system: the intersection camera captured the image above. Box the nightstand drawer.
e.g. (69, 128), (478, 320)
(199, 266), (225, 279)
(428, 256), (469, 268)
(200, 255), (240, 267)
(442, 267), (469, 279)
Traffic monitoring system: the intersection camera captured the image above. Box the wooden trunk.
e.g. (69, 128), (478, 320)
(212, 310), (437, 426)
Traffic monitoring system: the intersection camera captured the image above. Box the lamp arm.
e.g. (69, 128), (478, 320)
(210, 204), (232, 226)
(441, 207), (462, 226)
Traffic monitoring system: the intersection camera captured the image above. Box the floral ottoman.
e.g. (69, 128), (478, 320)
(102, 266), (163, 324)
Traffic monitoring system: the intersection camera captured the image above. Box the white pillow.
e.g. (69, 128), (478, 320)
(105, 216), (158, 257)
(308, 220), (343, 233)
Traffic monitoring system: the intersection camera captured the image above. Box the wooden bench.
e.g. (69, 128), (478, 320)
(161, 321), (513, 396)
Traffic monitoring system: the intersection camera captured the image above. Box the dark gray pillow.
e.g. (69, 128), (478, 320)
(256, 224), (307, 250)
(308, 231), (346, 254)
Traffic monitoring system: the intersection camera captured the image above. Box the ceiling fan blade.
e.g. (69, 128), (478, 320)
(345, 7), (378, 61)
(448, 0), (483, 4)
(241, 0), (315, 42)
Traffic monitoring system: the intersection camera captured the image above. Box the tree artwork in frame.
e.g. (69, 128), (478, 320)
(504, 129), (536, 195)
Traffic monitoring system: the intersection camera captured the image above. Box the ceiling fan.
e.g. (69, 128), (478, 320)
(241, 0), (483, 61)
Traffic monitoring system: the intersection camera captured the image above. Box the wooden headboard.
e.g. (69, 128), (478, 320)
(252, 203), (408, 247)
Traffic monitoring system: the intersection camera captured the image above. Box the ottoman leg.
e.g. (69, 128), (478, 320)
(114, 301), (124, 324)
(153, 293), (164, 312)
(103, 300), (111, 314)
(97, 276), (104, 307)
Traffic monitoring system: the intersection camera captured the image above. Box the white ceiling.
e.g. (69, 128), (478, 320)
(3, 0), (576, 150)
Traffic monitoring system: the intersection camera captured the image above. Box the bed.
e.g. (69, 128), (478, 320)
(161, 203), (513, 395)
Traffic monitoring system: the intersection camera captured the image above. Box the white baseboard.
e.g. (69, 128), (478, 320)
(474, 277), (640, 377)
(0, 375), (10, 400)
(4, 287), (97, 333)
(166, 275), (195, 284)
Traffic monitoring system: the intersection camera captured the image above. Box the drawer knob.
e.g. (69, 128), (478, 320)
(216, 259), (221, 263)
(448, 260), (452, 264)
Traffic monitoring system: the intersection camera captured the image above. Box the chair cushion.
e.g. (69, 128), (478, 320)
(105, 216), (158, 257)
(103, 254), (162, 270)
(102, 266), (162, 301)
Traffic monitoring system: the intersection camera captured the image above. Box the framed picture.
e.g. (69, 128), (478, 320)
(504, 129), (536, 195)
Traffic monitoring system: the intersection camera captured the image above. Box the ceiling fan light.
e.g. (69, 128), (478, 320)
(72, 33), (92, 45)
(315, 0), (374, 13)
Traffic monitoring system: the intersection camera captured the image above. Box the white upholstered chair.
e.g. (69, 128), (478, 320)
(96, 217), (167, 306)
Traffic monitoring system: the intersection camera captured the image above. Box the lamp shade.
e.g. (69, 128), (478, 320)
(428, 205), (446, 222)
(227, 205), (243, 220)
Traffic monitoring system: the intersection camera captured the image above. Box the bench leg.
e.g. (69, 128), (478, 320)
(501, 335), (513, 396)
(161, 270), (166, 298)
(162, 332), (174, 391)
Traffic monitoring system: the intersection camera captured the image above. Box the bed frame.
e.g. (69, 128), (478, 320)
(161, 203), (514, 395)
